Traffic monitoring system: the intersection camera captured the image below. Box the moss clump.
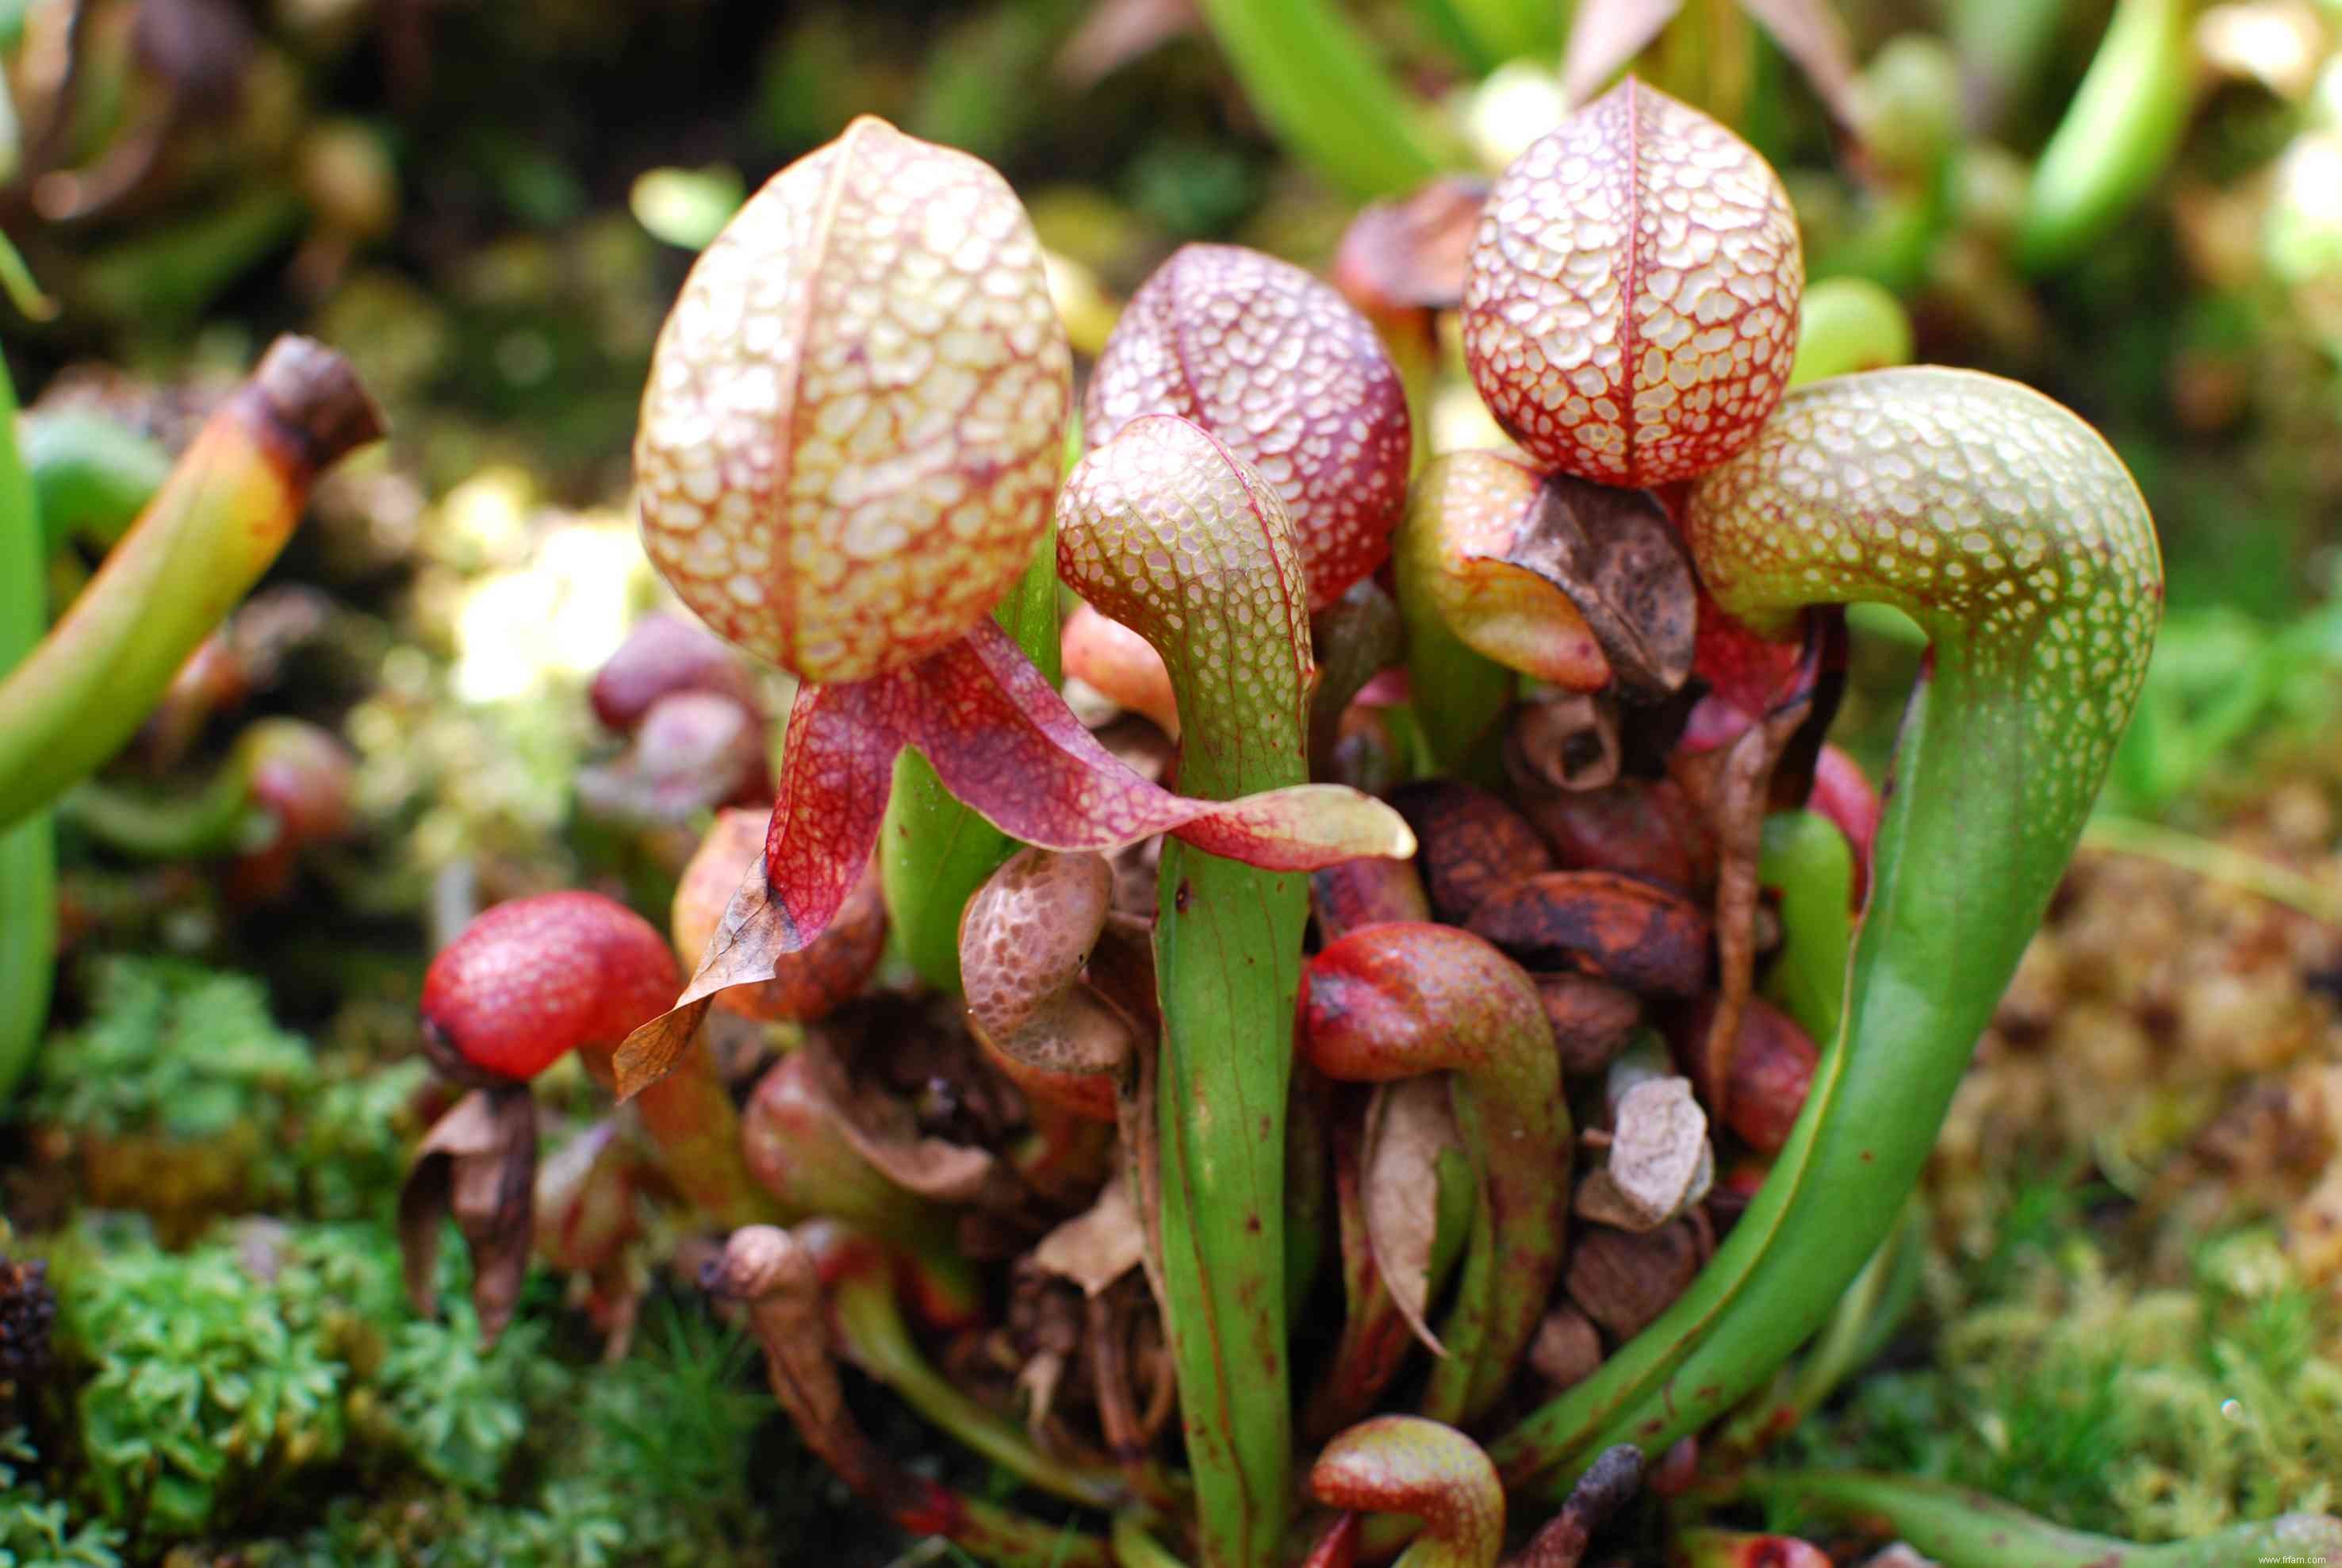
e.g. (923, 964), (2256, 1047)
(33, 958), (318, 1144)
(1784, 1220), (2342, 1539)
(48, 1217), (558, 1547)
(0, 1428), (122, 1567)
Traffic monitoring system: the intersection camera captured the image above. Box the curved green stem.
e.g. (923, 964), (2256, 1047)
(1110, 1512), (1192, 1568)
(0, 355), (52, 1104)
(1747, 1471), (2342, 1567)
(1756, 811), (1853, 1044)
(1767, 1199), (1921, 1439)
(2014, 0), (2195, 276)
(1489, 368), (2161, 1492)
(0, 338), (382, 831)
(1304, 923), (1566, 1427)
(1193, 0), (1457, 199)
(830, 1266), (1126, 1511)
(80, 184), (308, 329)
(881, 522), (1061, 991)
(1058, 416), (1345, 1567)
(61, 768), (272, 860)
(2081, 815), (2342, 925)
(21, 408), (172, 554)
(1393, 455), (1520, 782)
(1785, 278), (1915, 389)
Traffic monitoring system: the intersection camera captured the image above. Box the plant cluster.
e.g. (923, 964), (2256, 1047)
(355, 65), (2273, 1563)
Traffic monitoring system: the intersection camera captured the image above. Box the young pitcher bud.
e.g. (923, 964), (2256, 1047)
(636, 117), (1071, 684)
(1462, 78), (1801, 489)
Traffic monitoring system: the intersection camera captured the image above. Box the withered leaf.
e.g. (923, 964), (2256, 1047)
(1528, 1303), (1604, 1394)
(1033, 1172), (1148, 1298)
(1537, 975), (1642, 1078)
(1363, 1076), (1466, 1355)
(1389, 779), (1554, 925)
(705, 1225), (857, 1468)
(1055, 0), (1198, 89)
(1501, 474), (1696, 696)
(399, 1085), (537, 1348)
(809, 1037), (1002, 1204)
(1560, 0), (1684, 107)
(1467, 871), (1711, 999)
(1738, 0), (1865, 137)
(1564, 1219), (1703, 1340)
(1698, 699), (1806, 1123)
(1332, 176), (1489, 315)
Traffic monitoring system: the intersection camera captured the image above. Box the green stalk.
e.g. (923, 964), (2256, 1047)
(1438, 0), (1563, 71)
(22, 408), (172, 554)
(1110, 1512), (1191, 1568)
(1755, 811), (1852, 1044)
(2014, 0), (2195, 276)
(1147, 679), (1304, 1566)
(881, 522), (1060, 991)
(1058, 417), (1340, 1567)
(1488, 369), (2161, 1492)
(1747, 1471), (2341, 1566)
(1392, 457), (1518, 782)
(0, 354), (53, 1102)
(2081, 814), (2342, 924)
(1193, 0), (1455, 198)
(831, 1267), (1126, 1510)
(1784, 278), (1915, 389)
(80, 184), (307, 329)
(60, 769), (272, 860)
(0, 337), (382, 832)
(1766, 1200), (1918, 1436)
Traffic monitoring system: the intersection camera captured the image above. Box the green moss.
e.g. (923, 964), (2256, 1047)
(293, 1058), (431, 1222)
(240, 1301), (786, 1567)
(47, 1217), (565, 1547)
(56, 1221), (367, 1539)
(0, 1428), (123, 1567)
(1783, 1225), (2342, 1540)
(32, 957), (316, 1147)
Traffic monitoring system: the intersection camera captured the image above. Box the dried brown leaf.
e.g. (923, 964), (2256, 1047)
(1502, 476), (1696, 696)
(1560, 0), (1683, 107)
(1697, 700), (1805, 1124)
(399, 1086), (537, 1348)
(1468, 871), (1712, 999)
(1332, 176), (1489, 316)
(1033, 1172), (1148, 1298)
(1056, 0), (1199, 89)
(1389, 779), (1554, 924)
(1738, 0), (1864, 136)
(1564, 1219), (1702, 1339)
(1363, 1076), (1465, 1356)
(1538, 976), (1642, 1077)
(1527, 1303), (1604, 1394)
